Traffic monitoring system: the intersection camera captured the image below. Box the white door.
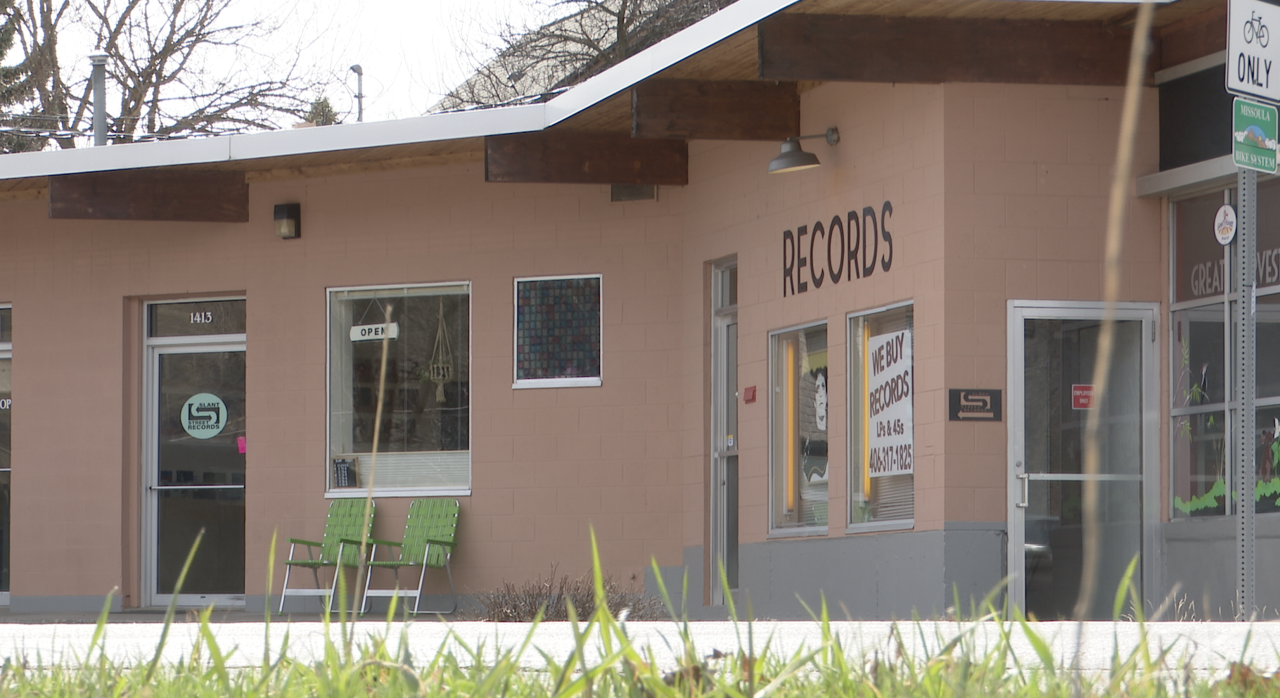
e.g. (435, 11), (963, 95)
(1007, 302), (1158, 619)
(143, 301), (246, 607)
(710, 261), (738, 605)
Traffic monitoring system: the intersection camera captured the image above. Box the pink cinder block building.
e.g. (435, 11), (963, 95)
(0, 0), (1258, 619)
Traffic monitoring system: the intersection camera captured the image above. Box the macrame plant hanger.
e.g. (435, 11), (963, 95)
(428, 298), (454, 403)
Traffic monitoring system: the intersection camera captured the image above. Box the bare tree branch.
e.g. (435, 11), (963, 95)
(436, 0), (735, 112)
(4, 0), (324, 150)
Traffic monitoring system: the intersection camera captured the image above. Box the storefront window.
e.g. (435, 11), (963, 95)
(849, 304), (914, 527)
(514, 275), (602, 388)
(1171, 304), (1226, 516)
(770, 322), (828, 531)
(328, 284), (470, 493)
(1171, 180), (1280, 516)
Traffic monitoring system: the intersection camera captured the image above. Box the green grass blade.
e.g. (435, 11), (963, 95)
(1112, 554), (1140, 620)
(1016, 610), (1056, 679)
(144, 527), (204, 683)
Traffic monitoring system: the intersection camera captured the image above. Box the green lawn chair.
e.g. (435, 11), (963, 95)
(351, 498), (459, 615)
(278, 499), (375, 614)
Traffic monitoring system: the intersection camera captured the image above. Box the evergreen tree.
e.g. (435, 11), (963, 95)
(305, 96), (340, 126)
(0, 0), (39, 153)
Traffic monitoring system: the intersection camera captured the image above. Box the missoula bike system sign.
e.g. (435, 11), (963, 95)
(781, 201), (893, 297)
(1234, 98), (1278, 174)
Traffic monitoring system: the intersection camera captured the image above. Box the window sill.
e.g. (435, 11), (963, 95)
(325, 487), (471, 499)
(513, 377), (602, 389)
(767, 526), (828, 540)
(846, 519), (914, 535)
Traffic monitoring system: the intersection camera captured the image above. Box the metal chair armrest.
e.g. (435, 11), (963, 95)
(338, 537), (376, 547)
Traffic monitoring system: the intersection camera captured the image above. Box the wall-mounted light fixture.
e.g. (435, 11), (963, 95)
(274, 203), (301, 239)
(767, 127), (840, 174)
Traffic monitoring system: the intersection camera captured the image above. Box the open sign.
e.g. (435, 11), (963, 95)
(349, 322), (400, 342)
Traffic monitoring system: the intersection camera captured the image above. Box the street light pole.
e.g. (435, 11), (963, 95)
(350, 65), (364, 123)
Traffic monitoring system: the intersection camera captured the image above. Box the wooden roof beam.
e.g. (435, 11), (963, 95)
(631, 79), (799, 141)
(48, 169), (248, 222)
(758, 14), (1148, 86)
(485, 131), (688, 185)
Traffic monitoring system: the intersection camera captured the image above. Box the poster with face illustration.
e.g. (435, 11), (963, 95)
(795, 328), (828, 526)
(866, 329), (913, 477)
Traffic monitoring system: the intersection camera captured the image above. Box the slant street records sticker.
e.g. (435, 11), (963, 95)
(1216, 204), (1238, 246)
(181, 393), (227, 439)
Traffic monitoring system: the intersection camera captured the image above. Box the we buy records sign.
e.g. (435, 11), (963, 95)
(1235, 97), (1279, 174)
(866, 329), (913, 478)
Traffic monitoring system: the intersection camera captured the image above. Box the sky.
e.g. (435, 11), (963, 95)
(290, 0), (550, 122)
(52, 0), (552, 129)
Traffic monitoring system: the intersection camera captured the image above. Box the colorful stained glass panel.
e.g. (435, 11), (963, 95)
(516, 277), (602, 381)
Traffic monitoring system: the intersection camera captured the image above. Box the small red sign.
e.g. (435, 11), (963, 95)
(1071, 384), (1094, 410)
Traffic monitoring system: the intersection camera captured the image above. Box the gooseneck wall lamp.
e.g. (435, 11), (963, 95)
(767, 127), (840, 174)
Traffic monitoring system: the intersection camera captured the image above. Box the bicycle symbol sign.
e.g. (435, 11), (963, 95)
(1246, 11), (1271, 48)
(1228, 0), (1280, 102)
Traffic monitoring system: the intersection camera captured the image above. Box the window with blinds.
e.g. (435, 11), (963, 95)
(849, 303), (914, 529)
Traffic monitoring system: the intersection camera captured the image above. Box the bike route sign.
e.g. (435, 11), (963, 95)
(1228, 0), (1280, 103)
(1234, 98), (1278, 174)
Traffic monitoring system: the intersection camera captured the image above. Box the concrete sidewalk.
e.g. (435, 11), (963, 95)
(0, 617), (1273, 676)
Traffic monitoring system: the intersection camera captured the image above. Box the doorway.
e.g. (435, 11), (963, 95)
(1006, 302), (1158, 619)
(143, 300), (246, 607)
(709, 261), (738, 605)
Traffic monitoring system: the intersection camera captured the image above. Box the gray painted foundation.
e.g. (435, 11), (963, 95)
(1161, 514), (1280, 620)
(638, 514), (1280, 621)
(649, 523), (1006, 621)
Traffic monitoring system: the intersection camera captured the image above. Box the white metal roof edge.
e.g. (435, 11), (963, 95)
(0, 0), (804, 181)
(543, 0), (804, 126)
(0, 136), (231, 179)
(0, 103), (548, 180)
(224, 104), (547, 161)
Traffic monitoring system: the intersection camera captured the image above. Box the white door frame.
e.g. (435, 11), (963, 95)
(1005, 300), (1160, 616)
(142, 334), (246, 608)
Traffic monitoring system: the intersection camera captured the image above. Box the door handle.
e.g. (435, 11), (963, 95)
(1016, 473), (1030, 509)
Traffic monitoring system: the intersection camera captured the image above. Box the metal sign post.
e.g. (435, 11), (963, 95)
(1235, 168), (1258, 620)
(1227, 0), (1275, 621)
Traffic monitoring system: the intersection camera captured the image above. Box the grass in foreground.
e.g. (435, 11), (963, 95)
(0, 537), (1270, 697)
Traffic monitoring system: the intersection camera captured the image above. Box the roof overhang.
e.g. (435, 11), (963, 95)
(0, 0), (1205, 210)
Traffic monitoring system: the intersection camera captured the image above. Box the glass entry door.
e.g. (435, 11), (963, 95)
(144, 300), (246, 607)
(1007, 303), (1157, 619)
